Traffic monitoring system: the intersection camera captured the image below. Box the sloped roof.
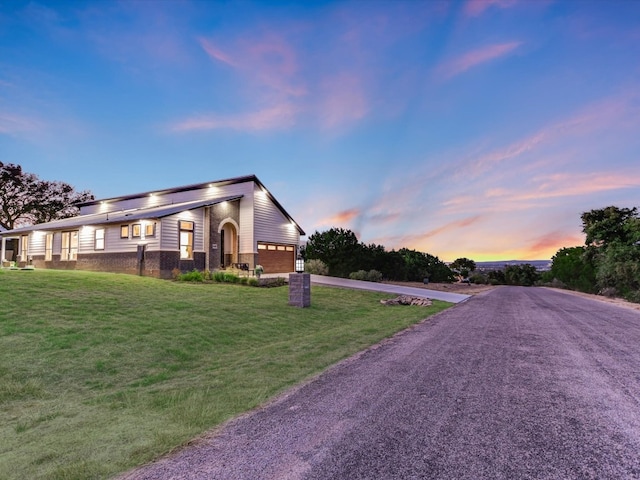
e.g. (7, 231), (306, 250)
(2, 195), (243, 235)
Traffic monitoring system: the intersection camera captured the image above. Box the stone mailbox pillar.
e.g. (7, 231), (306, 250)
(289, 273), (311, 307)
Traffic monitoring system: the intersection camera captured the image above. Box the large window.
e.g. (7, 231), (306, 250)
(61, 231), (78, 261)
(45, 233), (53, 261)
(95, 228), (105, 250)
(179, 221), (194, 260)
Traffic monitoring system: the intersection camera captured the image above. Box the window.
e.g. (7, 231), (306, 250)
(61, 231), (78, 261)
(179, 221), (194, 260)
(145, 222), (156, 237)
(20, 235), (28, 260)
(258, 244), (267, 250)
(45, 233), (53, 261)
(95, 228), (105, 250)
(120, 225), (129, 238)
(132, 224), (141, 238)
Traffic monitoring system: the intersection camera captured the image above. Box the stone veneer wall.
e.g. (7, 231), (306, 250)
(209, 200), (241, 271)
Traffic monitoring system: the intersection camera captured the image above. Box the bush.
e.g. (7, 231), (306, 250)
(213, 271), (226, 282)
(305, 259), (329, 275)
(223, 273), (240, 284)
(349, 270), (383, 282)
(177, 269), (204, 282)
(247, 277), (259, 287)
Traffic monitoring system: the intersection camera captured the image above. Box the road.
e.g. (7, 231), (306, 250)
(122, 287), (640, 480)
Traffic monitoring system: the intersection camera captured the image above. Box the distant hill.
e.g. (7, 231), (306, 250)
(474, 260), (551, 271)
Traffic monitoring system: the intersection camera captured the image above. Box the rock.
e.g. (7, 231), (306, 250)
(380, 295), (432, 306)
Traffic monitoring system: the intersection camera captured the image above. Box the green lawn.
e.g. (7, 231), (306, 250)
(0, 269), (450, 479)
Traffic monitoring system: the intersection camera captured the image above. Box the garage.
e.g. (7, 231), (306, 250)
(257, 243), (295, 273)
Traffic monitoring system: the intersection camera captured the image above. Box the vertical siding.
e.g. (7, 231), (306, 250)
(253, 184), (300, 248)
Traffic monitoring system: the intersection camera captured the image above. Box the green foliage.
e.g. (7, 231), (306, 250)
(0, 162), (93, 230)
(304, 228), (361, 277)
(581, 206), (638, 247)
(593, 242), (640, 301)
(544, 246), (597, 293)
(348, 270), (383, 282)
(503, 264), (540, 286)
(304, 259), (329, 275)
(450, 257), (477, 278)
(399, 248), (455, 283)
(177, 269), (205, 282)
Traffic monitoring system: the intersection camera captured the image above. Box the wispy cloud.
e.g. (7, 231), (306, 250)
(0, 113), (44, 135)
(463, 0), (518, 17)
(436, 41), (521, 79)
(170, 104), (297, 132)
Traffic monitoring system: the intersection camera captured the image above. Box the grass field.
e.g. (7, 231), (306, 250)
(0, 269), (450, 479)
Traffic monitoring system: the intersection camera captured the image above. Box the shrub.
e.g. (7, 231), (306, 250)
(247, 277), (259, 287)
(349, 270), (383, 282)
(223, 273), (240, 284)
(177, 269), (204, 282)
(213, 271), (226, 282)
(305, 259), (329, 275)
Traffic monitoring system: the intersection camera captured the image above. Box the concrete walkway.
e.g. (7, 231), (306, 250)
(308, 274), (470, 304)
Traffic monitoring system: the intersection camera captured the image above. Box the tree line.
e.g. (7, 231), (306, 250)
(542, 206), (640, 302)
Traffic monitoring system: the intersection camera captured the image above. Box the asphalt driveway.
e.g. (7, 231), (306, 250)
(308, 274), (471, 304)
(122, 287), (640, 479)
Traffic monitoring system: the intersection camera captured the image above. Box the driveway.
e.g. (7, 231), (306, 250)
(308, 274), (471, 304)
(121, 287), (640, 479)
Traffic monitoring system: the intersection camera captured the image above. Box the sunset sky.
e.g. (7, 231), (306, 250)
(2, 0), (639, 261)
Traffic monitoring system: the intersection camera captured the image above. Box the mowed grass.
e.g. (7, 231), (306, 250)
(0, 269), (450, 480)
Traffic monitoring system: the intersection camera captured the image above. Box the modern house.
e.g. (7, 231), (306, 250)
(0, 175), (305, 278)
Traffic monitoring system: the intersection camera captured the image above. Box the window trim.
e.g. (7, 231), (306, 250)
(120, 225), (130, 239)
(61, 230), (79, 261)
(145, 222), (156, 237)
(132, 224), (141, 238)
(95, 228), (105, 251)
(179, 220), (194, 260)
(45, 233), (53, 261)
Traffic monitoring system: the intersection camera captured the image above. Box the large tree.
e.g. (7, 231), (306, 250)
(0, 162), (93, 230)
(581, 206), (638, 247)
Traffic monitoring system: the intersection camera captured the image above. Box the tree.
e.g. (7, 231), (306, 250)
(0, 162), (93, 230)
(580, 206), (640, 301)
(545, 246), (596, 293)
(581, 206), (638, 247)
(303, 228), (363, 278)
(504, 264), (539, 286)
(450, 257), (477, 279)
(399, 248), (454, 283)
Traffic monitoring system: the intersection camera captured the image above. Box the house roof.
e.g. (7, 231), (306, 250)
(2, 195), (243, 235)
(78, 174), (305, 235)
(2, 175), (305, 236)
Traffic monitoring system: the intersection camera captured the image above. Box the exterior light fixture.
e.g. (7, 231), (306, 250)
(295, 256), (305, 273)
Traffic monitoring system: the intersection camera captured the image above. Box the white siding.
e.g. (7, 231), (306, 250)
(74, 223), (162, 254)
(253, 184), (300, 248)
(160, 209), (205, 252)
(238, 193), (254, 254)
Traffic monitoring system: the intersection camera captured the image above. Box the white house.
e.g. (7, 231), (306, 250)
(0, 175), (305, 278)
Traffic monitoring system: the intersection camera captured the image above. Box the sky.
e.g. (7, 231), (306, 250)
(1, 0), (639, 262)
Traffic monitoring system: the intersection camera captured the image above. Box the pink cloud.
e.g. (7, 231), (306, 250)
(318, 208), (361, 227)
(463, 0), (518, 17)
(317, 73), (369, 128)
(170, 104), (297, 132)
(437, 41), (521, 79)
(199, 38), (238, 67)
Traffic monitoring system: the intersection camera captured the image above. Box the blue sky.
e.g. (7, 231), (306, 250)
(2, 0), (639, 261)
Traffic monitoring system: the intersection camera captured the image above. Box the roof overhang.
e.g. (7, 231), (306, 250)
(1, 195), (243, 235)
